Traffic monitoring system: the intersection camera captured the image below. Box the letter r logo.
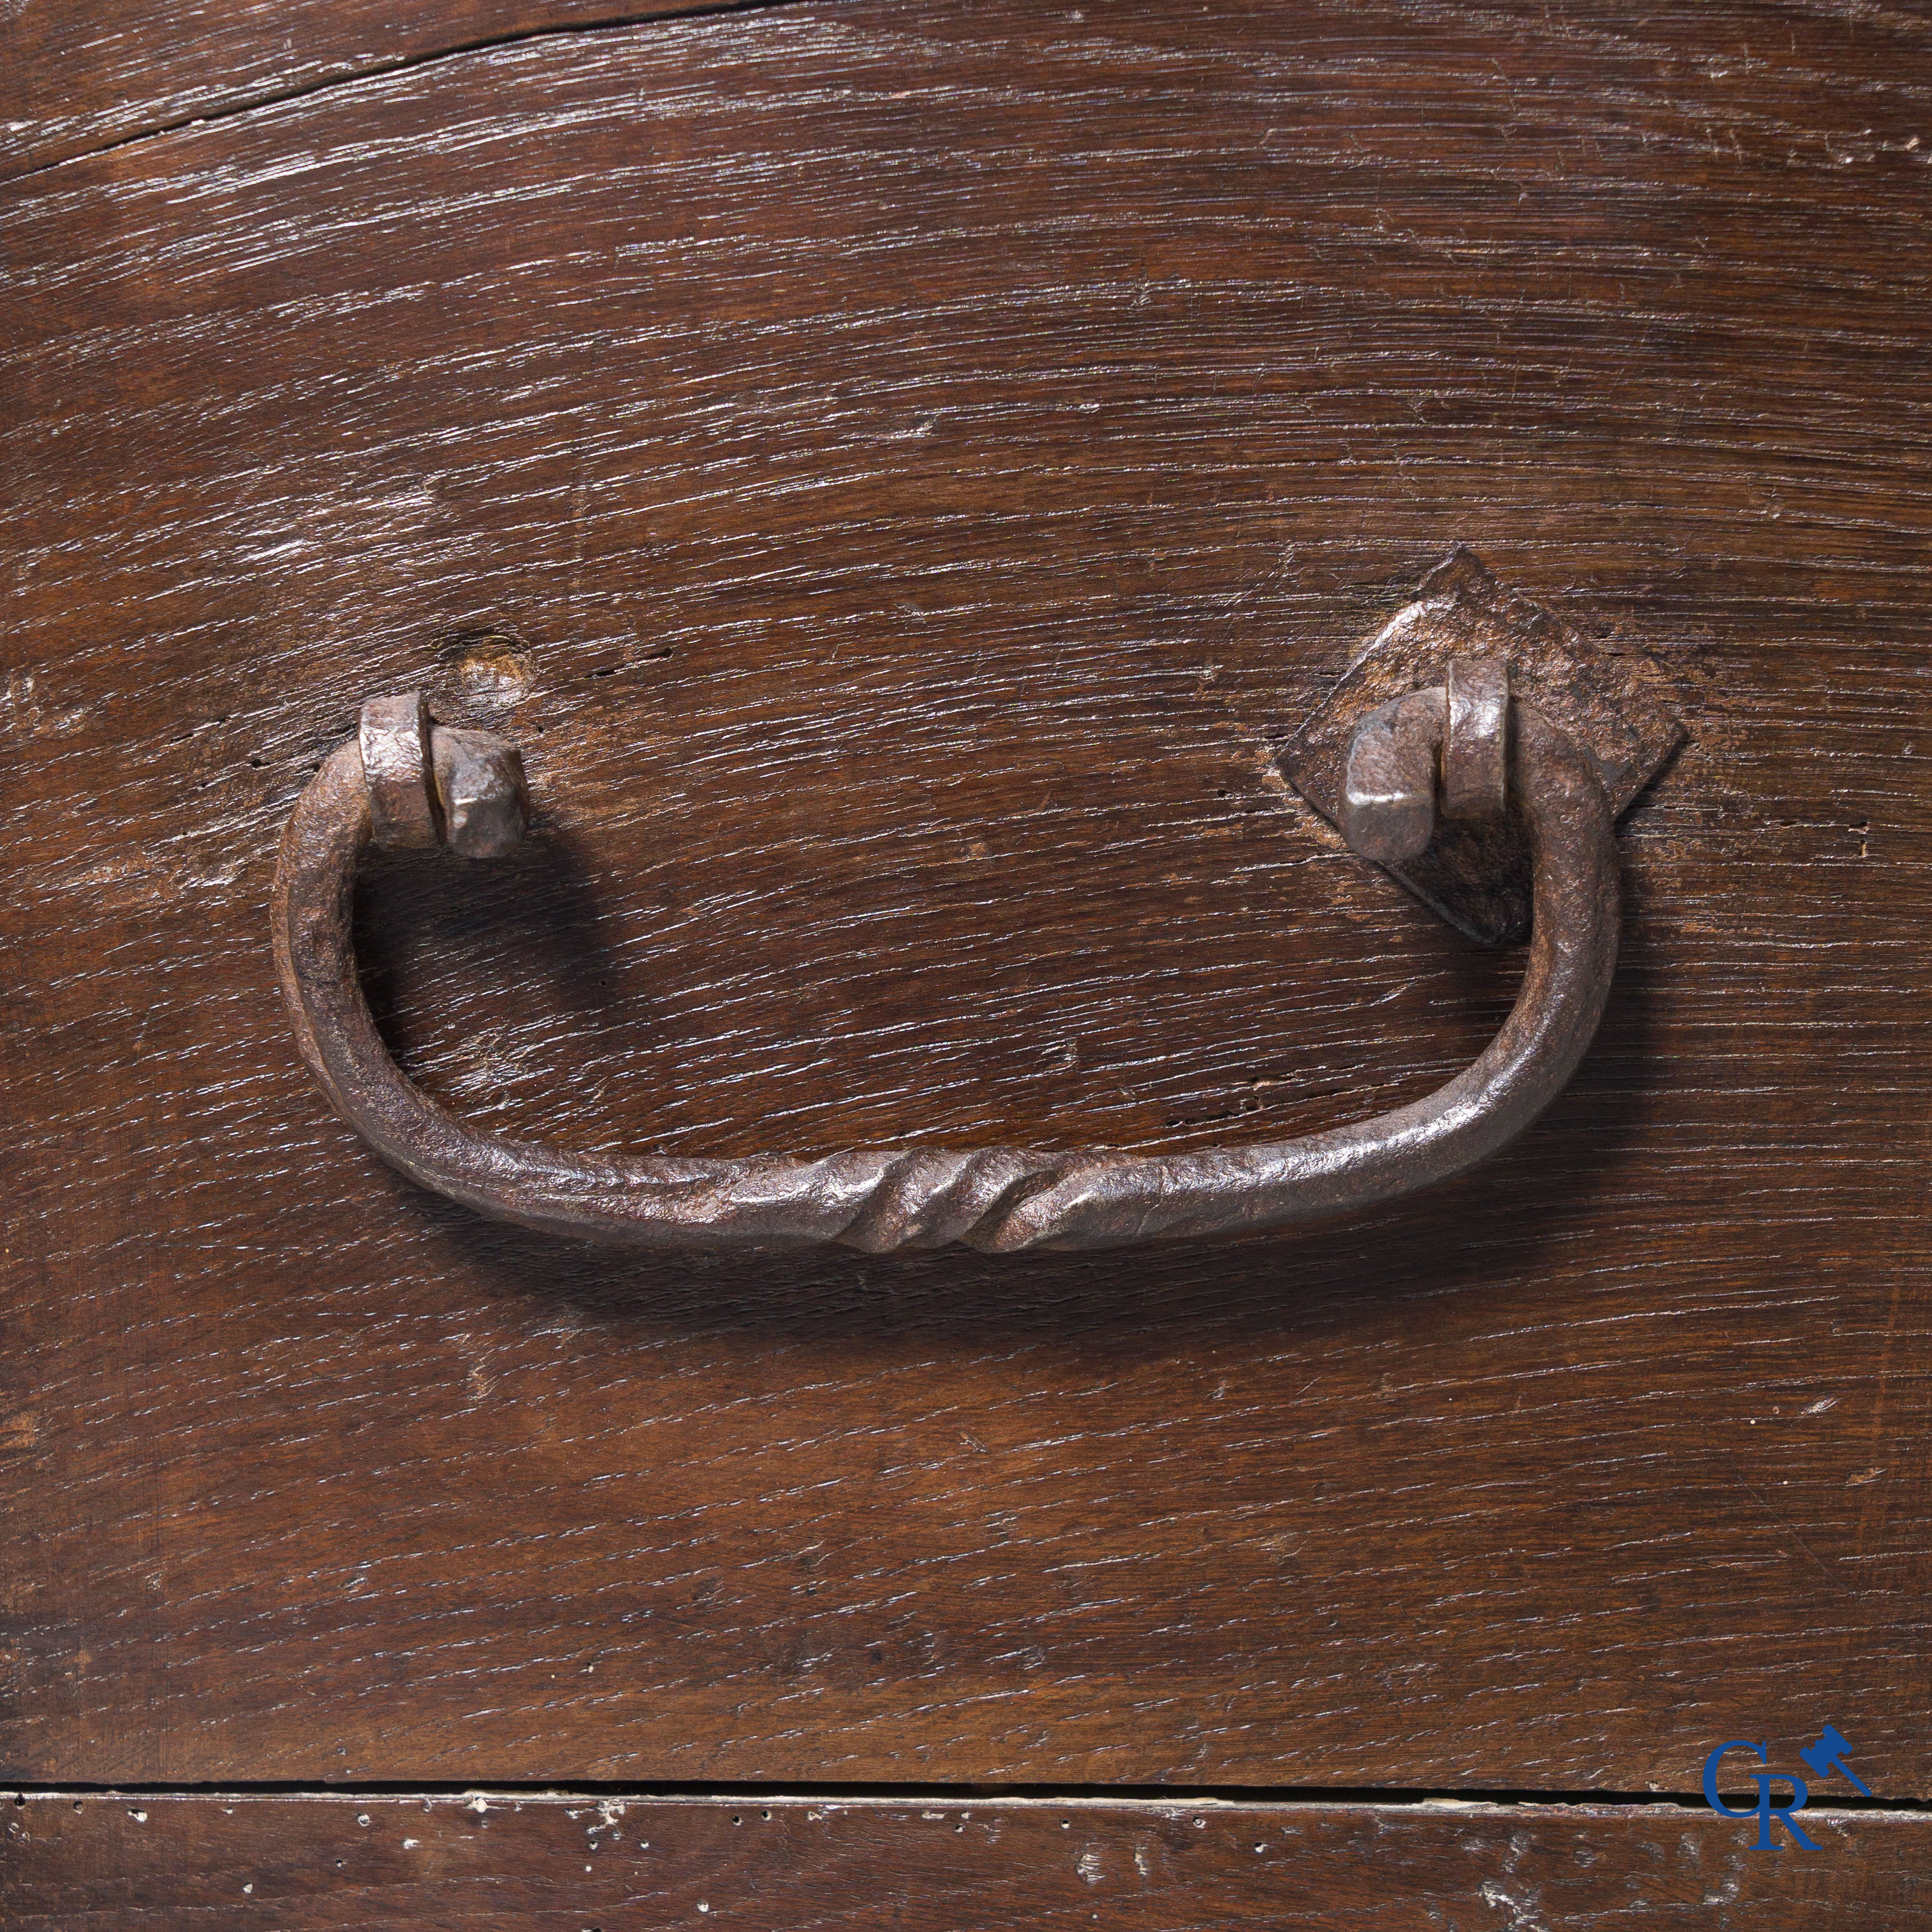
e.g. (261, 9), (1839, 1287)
(1702, 1740), (1821, 1850)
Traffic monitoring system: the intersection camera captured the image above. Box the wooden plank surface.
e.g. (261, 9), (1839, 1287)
(2, 0), (1928, 1792)
(8, 0), (1931, 186)
(8, 1792), (1930, 1929)
(0, 0), (688, 183)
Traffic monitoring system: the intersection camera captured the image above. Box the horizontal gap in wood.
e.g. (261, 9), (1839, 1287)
(12, 1782), (1932, 1818)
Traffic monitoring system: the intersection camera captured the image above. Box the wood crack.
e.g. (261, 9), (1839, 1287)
(12, 1782), (1932, 1815)
(0, 0), (824, 189)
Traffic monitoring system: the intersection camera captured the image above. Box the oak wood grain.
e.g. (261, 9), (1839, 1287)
(0, 0), (708, 183)
(8, 1792), (1930, 1929)
(1, 0), (1928, 1795)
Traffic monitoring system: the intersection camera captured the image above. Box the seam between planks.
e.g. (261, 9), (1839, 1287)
(9, 1782), (1932, 1816)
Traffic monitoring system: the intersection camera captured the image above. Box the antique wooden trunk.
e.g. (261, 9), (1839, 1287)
(3, 1), (1928, 1922)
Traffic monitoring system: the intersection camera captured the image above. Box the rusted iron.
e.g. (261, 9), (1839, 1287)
(356, 695), (528, 859)
(357, 691), (441, 851)
(274, 577), (1644, 1253)
(428, 723), (529, 859)
(1341, 687), (1444, 865)
(1282, 547), (1684, 943)
(1443, 655), (1509, 823)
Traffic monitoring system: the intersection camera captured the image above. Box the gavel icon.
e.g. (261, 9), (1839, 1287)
(1799, 1723), (1871, 1797)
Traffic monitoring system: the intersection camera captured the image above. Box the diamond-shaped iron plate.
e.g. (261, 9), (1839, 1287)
(1280, 549), (1687, 944)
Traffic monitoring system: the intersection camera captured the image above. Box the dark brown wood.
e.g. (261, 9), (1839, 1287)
(2, 0), (1928, 1811)
(0, 1), (697, 182)
(8, 1792), (1930, 1928)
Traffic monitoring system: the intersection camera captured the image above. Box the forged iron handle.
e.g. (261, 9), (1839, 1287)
(271, 661), (1619, 1253)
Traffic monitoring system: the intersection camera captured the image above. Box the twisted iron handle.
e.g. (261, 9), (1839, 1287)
(272, 662), (1617, 1253)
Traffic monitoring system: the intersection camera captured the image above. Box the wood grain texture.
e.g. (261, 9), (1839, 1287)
(1, 0), (1928, 1794)
(0, 0), (709, 183)
(8, 1792), (1930, 1929)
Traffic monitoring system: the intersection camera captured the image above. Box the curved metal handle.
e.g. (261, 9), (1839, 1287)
(272, 662), (1617, 1253)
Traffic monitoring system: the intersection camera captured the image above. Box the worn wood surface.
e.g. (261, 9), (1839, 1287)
(0, 0), (700, 183)
(9, 1792), (1930, 1929)
(9, 0), (1932, 186)
(2, 0), (1929, 1801)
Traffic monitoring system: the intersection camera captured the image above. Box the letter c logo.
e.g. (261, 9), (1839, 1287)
(1703, 1740), (1766, 1817)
